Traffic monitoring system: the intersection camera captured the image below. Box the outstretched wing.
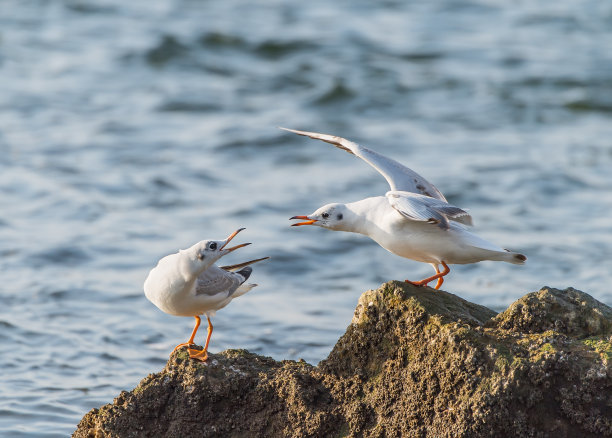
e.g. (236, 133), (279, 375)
(386, 190), (472, 229)
(195, 265), (249, 296)
(280, 127), (447, 201)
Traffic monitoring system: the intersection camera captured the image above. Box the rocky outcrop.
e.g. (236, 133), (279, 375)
(74, 283), (612, 437)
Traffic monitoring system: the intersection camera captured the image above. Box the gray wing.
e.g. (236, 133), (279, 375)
(280, 127), (447, 201)
(195, 265), (246, 297)
(386, 190), (473, 230)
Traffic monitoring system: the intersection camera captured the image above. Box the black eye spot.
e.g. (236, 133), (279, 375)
(209, 242), (217, 250)
(337, 213), (343, 220)
(322, 212), (330, 219)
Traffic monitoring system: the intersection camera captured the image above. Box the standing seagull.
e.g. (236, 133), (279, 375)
(144, 228), (269, 362)
(283, 128), (526, 289)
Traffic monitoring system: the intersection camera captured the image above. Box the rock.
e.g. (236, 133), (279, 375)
(74, 283), (612, 438)
(491, 286), (612, 337)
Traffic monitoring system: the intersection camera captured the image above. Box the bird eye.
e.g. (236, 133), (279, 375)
(209, 242), (217, 250)
(322, 212), (330, 219)
(337, 213), (343, 220)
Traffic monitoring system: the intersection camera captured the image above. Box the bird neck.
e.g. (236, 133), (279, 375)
(178, 251), (210, 282)
(345, 196), (389, 235)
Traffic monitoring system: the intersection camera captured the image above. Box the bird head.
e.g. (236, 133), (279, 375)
(290, 203), (349, 231)
(184, 228), (251, 274)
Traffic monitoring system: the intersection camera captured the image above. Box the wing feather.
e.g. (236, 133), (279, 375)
(195, 265), (245, 297)
(280, 127), (447, 201)
(220, 256), (269, 272)
(386, 190), (472, 229)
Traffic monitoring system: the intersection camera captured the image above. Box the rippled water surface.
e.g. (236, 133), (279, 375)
(1, 1), (612, 435)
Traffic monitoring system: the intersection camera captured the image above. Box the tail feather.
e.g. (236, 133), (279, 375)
(503, 250), (527, 265)
(232, 283), (257, 298)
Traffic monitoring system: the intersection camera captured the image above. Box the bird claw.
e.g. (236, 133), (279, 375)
(170, 344), (209, 362)
(405, 279), (430, 288)
(405, 279), (444, 290)
(172, 342), (196, 353)
(187, 348), (208, 362)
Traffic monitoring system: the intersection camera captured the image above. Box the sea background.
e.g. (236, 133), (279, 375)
(1, 1), (611, 436)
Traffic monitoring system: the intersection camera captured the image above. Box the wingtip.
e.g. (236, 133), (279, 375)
(279, 127), (356, 155)
(279, 127), (305, 136)
(219, 256), (270, 272)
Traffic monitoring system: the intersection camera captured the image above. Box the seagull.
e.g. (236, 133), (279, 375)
(144, 228), (269, 362)
(283, 128), (526, 290)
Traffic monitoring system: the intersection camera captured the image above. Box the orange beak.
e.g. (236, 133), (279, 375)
(290, 215), (318, 226)
(220, 228), (251, 252)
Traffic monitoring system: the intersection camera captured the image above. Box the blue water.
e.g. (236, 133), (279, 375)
(1, 1), (611, 436)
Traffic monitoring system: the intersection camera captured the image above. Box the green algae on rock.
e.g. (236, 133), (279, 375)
(74, 283), (612, 438)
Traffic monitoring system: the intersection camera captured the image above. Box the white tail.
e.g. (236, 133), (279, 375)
(502, 251), (527, 265)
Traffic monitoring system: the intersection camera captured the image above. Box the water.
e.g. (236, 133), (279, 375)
(1, 0), (611, 435)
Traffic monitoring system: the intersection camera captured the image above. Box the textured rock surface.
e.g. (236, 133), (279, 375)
(74, 283), (612, 437)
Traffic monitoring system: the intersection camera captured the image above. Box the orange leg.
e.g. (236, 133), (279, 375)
(172, 315), (201, 353)
(187, 316), (212, 362)
(406, 261), (450, 290)
(433, 264), (444, 290)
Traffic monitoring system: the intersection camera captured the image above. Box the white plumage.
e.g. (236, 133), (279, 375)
(144, 228), (268, 362)
(284, 128), (525, 289)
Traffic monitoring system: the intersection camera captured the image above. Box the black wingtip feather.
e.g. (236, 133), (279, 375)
(236, 266), (253, 281)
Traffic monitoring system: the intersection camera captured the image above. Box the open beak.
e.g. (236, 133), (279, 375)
(290, 215), (318, 226)
(220, 228), (251, 252)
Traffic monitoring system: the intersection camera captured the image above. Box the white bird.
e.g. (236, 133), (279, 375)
(283, 128), (526, 290)
(144, 228), (269, 362)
